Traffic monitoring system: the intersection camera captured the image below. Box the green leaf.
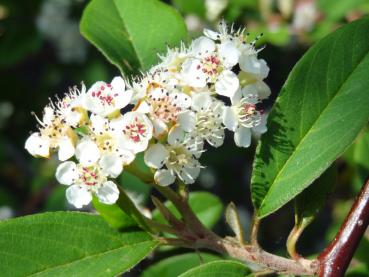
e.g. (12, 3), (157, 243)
(172, 0), (206, 17)
(178, 260), (251, 277)
(295, 165), (337, 226)
(141, 252), (221, 277)
(94, 186), (151, 232)
(152, 191), (223, 229)
(251, 17), (369, 218)
(0, 212), (159, 276)
(80, 0), (188, 74)
(92, 197), (137, 229)
(353, 128), (369, 171)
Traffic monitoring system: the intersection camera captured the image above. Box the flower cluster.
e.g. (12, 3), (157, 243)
(25, 21), (271, 209)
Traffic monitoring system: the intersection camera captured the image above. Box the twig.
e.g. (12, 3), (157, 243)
(251, 215), (260, 248)
(317, 177), (369, 277)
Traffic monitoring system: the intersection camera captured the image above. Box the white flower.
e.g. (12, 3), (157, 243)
(176, 92), (225, 148)
(144, 129), (204, 186)
(89, 114), (135, 166)
(110, 111), (153, 154)
(204, 20), (245, 48)
(25, 106), (76, 161)
(136, 87), (191, 137)
(223, 86), (267, 148)
(56, 159), (120, 208)
(180, 36), (240, 98)
(83, 76), (132, 117)
(54, 83), (87, 127)
(155, 46), (188, 73)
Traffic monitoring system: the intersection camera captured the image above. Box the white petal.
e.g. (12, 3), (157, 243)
(25, 133), (50, 158)
(252, 114), (268, 134)
(234, 126), (252, 148)
(65, 110), (82, 127)
(154, 169), (176, 186)
(66, 185), (92, 209)
(191, 92), (212, 111)
(75, 138), (100, 166)
(171, 92), (192, 109)
(222, 107), (239, 131)
(215, 70), (239, 98)
(90, 114), (108, 135)
(178, 110), (196, 132)
(57, 137), (75, 161)
(136, 100), (152, 114)
(152, 118), (168, 137)
(55, 161), (78, 185)
(239, 55), (269, 80)
(109, 115), (125, 134)
(111, 76), (125, 91)
(99, 154), (123, 178)
(203, 28), (219, 40)
(230, 88), (242, 105)
(42, 106), (55, 126)
(191, 36), (216, 56)
(116, 148), (135, 165)
(207, 129), (225, 148)
(179, 166), (201, 184)
(96, 181), (119, 205)
(168, 125), (186, 146)
(113, 89), (133, 111)
(144, 143), (169, 169)
(254, 80), (271, 99)
(241, 84), (259, 98)
(218, 41), (241, 68)
(181, 59), (207, 88)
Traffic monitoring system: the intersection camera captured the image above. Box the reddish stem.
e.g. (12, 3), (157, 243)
(318, 177), (369, 277)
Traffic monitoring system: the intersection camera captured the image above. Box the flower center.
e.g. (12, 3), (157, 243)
(238, 102), (262, 128)
(91, 84), (117, 106)
(168, 147), (191, 169)
(80, 166), (99, 187)
(198, 55), (221, 75)
(123, 117), (147, 143)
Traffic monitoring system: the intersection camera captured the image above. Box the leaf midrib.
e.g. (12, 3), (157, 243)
(257, 23), (369, 215)
(112, 0), (144, 70)
(26, 240), (158, 276)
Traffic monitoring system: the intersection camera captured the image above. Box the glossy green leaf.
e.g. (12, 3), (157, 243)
(178, 260), (251, 277)
(80, 0), (188, 74)
(0, 212), (158, 276)
(251, 18), (369, 218)
(141, 252), (220, 277)
(152, 191), (223, 229)
(295, 165), (337, 227)
(172, 0), (206, 17)
(353, 128), (369, 171)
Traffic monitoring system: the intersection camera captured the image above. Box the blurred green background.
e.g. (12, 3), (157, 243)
(1, 0), (369, 276)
